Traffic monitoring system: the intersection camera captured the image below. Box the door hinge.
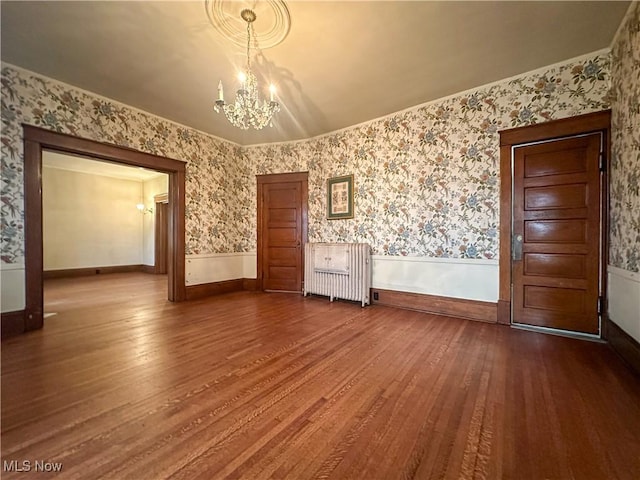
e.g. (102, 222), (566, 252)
(599, 151), (606, 172)
(597, 296), (604, 316)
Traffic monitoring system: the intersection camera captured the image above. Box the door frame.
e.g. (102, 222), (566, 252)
(256, 172), (309, 292)
(23, 125), (187, 332)
(498, 110), (611, 336)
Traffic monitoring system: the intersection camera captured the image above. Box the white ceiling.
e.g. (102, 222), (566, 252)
(1, 1), (630, 146)
(43, 150), (165, 182)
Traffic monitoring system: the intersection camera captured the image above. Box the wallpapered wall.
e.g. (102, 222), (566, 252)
(0, 65), (247, 263)
(1, 42), (634, 273)
(610, 1), (640, 273)
(243, 53), (612, 260)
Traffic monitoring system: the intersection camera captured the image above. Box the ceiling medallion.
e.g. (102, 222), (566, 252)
(205, 0), (291, 49)
(214, 9), (281, 130)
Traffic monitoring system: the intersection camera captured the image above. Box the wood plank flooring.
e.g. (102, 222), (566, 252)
(2, 273), (640, 479)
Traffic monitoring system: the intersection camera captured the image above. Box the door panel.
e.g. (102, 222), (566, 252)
(524, 184), (587, 209)
(513, 134), (601, 334)
(523, 253), (586, 278)
(269, 208), (297, 223)
(268, 226), (298, 244)
(524, 286), (586, 313)
(267, 247), (298, 265)
(524, 219), (587, 243)
(524, 150), (586, 176)
(259, 175), (308, 292)
(267, 266), (299, 291)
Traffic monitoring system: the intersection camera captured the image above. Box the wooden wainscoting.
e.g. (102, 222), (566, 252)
(43, 264), (147, 279)
(1, 310), (25, 339)
(608, 319), (640, 377)
(371, 288), (498, 323)
(242, 278), (258, 291)
(186, 279), (258, 300)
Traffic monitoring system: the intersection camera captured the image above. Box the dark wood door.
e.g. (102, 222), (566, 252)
(155, 201), (169, 274)
(258, 173), (308, 292)
(512, 134), (602, 334)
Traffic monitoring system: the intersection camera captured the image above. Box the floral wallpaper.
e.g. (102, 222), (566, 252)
(610, 1), (640, 273)
(1, 64), (245, 264)
(0, 46), (623, 270)
(244, 52), (612, 258)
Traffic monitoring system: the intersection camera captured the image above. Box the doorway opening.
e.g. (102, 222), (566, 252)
(41, 151), (170, 320)
(23, 125), (186, 333)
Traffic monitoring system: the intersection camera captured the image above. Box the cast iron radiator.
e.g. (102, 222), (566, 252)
(303, 242), (371, 307)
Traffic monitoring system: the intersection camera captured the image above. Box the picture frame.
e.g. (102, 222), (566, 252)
(327, 174), (354, 220)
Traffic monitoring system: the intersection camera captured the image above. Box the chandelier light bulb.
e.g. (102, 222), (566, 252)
(217, 80), (224, 101)
(269, 84), (276, 102)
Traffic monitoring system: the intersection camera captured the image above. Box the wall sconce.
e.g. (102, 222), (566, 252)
(136, 203), (154, 215)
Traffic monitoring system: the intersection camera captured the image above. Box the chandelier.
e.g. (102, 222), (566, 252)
(214, 9), (280, 130)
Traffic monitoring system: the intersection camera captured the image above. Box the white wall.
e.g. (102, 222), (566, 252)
(43, 166), (144, 270)
(372, 256), (498, 302)
(185, 252), (497, 302)
(608, 266), (640, 343)
(186, 253), (256, 285)
(1, 263), (25, 312)
(142, 175), (169, 266)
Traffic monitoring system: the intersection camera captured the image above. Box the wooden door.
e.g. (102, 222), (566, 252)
(154, 201), (169, 274)
(512, 134), (602, 334)
(257, 173), (308, 292)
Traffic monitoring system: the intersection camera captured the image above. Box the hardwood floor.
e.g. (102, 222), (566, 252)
(2, 273), (640, 479)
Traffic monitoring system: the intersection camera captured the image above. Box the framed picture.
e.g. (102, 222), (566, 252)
(327, 174), (354, 220)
